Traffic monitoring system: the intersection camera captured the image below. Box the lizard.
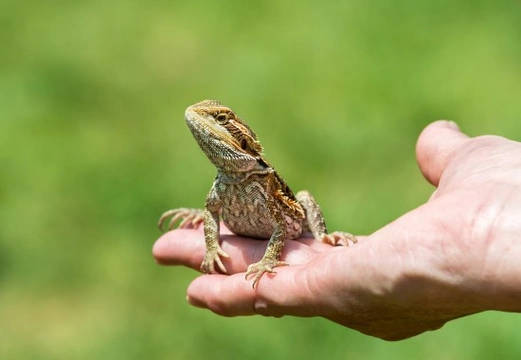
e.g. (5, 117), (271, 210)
(158, 100), (357, 288)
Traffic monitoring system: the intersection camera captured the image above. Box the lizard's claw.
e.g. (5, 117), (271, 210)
(158, 208), (205, 231)
(200, 247), (230, 274)
(321, 231), (358, 246)
(245, 258), (289, 288)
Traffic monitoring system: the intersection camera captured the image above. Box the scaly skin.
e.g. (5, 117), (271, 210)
(159, 100), (357, 288)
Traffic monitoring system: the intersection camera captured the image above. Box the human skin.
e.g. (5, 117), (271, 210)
(153, 120), (521, 341)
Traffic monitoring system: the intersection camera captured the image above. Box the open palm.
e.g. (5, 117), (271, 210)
(153, 120), (521, 340)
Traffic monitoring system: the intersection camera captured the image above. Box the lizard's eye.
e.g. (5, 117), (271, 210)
(215, 113), (229, 123)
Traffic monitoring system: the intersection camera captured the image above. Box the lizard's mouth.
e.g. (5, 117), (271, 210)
(185, 109), (259, 171)
(185, 110), (242, 152)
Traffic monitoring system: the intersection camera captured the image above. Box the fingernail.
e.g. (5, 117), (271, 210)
(446, 120), (460, 131)
(186, 294), (204, 308)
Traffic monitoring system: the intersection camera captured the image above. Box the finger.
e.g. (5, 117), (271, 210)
(416, 120), (469, 186)
(186, 259), (332, 317)
(152, 229), (331, 273)
(187, 244), (372, 318)
(186, 273), (258, 315)
(153, 229), (206, 267)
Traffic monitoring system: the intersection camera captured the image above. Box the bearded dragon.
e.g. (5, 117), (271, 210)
(159, 100), (357, 288)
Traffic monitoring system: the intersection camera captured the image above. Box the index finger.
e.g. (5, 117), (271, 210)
(152, 229), (335, 273)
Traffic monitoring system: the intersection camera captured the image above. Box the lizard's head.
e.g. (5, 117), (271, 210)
(185, 100), (267, 172)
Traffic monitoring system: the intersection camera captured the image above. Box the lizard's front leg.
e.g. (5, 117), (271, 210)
(201, 185), (229, 274)
(245, 205), (288, 288)
(296, 190), (358, 246)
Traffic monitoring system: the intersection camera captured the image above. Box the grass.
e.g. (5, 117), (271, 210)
(1, 0), (521, 359)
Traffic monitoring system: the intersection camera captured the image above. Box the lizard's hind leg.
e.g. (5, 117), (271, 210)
(158, 208), (205, 231)
(296, 190), (357, 246)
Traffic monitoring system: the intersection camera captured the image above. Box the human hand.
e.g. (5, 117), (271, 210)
(153, 120), (521, 340)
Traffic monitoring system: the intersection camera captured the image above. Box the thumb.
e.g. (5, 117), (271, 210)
(416, 120), (469, 186)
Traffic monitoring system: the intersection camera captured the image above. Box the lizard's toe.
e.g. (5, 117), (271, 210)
(200, 247), (230, 274)
(158, 208), (205, 231)
(322, 231), (358, 246)
(245, 259), (289, 288)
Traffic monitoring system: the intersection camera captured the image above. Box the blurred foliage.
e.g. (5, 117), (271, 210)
(1, 0), (521, 359)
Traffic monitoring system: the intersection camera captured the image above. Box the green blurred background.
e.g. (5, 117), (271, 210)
(2, 0), (521, 359)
